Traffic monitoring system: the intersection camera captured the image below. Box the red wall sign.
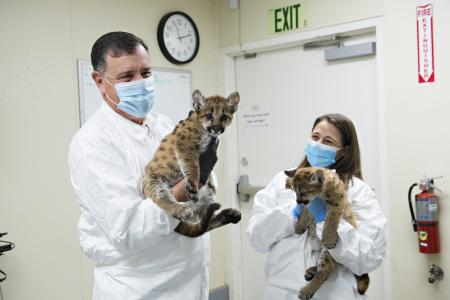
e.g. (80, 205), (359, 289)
(416, 3), (435, 84)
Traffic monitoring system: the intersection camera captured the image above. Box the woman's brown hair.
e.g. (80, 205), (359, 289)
(298, 113), (362, 185)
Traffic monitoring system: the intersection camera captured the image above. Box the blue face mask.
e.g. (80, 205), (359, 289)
(305, 140), (338, 168)
(105, 76), (155, 118)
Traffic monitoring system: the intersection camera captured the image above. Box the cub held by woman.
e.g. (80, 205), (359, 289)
(285, 166), (370, 300)
(142, 90), (241, 237)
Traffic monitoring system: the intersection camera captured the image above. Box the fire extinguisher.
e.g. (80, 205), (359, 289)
(408, 176), (442, 254)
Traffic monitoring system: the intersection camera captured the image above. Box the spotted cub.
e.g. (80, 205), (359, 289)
(142, 90), (241, 237)
(285, 166), (370, 300)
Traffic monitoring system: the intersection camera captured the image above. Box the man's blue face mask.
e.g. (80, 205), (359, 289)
(305, 140), (340, 168)
(105, 76), (155, 118)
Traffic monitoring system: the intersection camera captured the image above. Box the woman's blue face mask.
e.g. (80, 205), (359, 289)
(305, 140), (340, 168)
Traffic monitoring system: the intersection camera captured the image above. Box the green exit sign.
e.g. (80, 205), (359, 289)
(269, 2), (308, 34)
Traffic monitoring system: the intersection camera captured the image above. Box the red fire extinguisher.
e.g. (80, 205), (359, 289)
(408, 176), (442, 254)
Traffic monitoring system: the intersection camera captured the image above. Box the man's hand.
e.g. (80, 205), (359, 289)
(171, 179), (188, 202)
(199, 138), (219, 185)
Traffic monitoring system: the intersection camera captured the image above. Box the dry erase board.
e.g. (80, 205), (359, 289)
(77, 59), (192, 126)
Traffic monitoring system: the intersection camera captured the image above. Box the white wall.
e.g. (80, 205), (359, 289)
(384, 0), (450, 299)
(0, 1), (227, 299)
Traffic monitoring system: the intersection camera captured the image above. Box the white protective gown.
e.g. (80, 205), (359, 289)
(68, 102), (210, 300)
(246, 171), (387, 300)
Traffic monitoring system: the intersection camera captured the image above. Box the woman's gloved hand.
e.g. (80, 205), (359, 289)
(292, 197), (327, 223)
(308, 197), (327, 223)
(199, 137), (219, 185)
(292, 203), (303, 219)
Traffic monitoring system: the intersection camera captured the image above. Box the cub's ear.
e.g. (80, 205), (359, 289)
(285, 177), (293, 190)
(310, 169), (325, 185)
(284, 169), (296, 178)
(227, 91), (240, 113)
(193, 89), (206, 112)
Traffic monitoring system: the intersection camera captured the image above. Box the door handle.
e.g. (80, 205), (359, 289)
(237, 175), (265, 202)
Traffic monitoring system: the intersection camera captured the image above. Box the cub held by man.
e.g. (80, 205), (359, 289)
(142, 90), (241, 237)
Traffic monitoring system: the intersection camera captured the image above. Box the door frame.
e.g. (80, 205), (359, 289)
(218, 17), (392, 300)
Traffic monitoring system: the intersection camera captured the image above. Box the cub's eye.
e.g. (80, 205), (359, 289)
(220, 115), (229, 122)
(205, 113), (214, 120)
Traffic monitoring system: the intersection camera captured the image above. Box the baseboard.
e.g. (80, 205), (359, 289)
(209, 285), (229, 300)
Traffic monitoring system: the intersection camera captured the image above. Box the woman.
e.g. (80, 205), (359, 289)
(246, 113), (387, 300)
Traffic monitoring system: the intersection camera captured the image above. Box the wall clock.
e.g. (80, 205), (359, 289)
(157, 11), (200, 64)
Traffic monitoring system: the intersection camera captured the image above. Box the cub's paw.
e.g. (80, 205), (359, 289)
(356, 274), (370, 295)
(294, 225), (307, 235)
(172, 205), (195, 222)
(304, 266), (317, 282)
(357, 280), (369, 295)
(221, 208), (242, 224)
(322, 231), (338, 249)
(208, 202), (222, 212)
(198, 202), (221, 217)
(298, 287), (314, 300)
(185, 180), (199, 202)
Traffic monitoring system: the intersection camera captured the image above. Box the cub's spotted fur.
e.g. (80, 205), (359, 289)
(285, 167), (370, 300)
(142, 90), (241, 237)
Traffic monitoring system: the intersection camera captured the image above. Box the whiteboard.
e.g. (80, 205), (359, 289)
(77, 59), (192, 126)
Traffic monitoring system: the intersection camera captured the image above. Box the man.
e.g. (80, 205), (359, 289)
(68, 31), (217, 300)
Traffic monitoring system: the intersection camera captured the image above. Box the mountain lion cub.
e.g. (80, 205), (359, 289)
(285, 166), (370, 300)
(142, 90), (241, 237)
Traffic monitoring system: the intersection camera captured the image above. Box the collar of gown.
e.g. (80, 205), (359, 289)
(100, 101), (151, 140)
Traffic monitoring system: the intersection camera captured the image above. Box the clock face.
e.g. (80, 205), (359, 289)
(157, 12), (200, 64)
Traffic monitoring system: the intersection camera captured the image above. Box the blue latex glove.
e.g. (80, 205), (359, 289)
(292, 203), (303, 219)
(292, 197), (327, 223)
(308, 197), (327, 223)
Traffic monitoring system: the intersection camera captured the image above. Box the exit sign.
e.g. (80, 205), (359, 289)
(269, 2), (308, 34)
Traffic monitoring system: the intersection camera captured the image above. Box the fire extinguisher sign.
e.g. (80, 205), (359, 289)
(416, 3), (435, 84)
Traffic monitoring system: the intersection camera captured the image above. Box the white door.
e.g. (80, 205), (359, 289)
(234, 33), (384, 300)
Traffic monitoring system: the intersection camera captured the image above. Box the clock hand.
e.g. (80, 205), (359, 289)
(179, 33), (192, 40)
(174, 24), (181, 41)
